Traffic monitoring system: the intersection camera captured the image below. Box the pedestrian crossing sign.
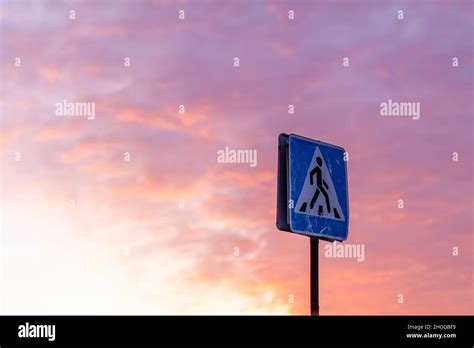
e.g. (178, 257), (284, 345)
(276, 134), (349, 241)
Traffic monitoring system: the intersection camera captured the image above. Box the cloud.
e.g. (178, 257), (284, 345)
(1, 0), (472, 315)
(32, 125), (78, 142)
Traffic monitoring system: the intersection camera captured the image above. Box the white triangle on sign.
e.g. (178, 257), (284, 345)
(295, 146), (345, 221)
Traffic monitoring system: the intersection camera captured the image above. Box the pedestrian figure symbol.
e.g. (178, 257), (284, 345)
(295, 146), (345, 221)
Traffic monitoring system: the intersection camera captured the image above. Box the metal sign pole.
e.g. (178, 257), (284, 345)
(276, 134), (348, 316)
(310, 237), (319, 316)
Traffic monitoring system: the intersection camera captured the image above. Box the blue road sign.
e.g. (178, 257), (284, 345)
(287, 134), (349, 241)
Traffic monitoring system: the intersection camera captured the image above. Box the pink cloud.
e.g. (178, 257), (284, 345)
(32, 125), (78, 142)
(1, 0), (471, 315)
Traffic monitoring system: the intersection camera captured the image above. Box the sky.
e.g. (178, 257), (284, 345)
(0, 0), (472, 315)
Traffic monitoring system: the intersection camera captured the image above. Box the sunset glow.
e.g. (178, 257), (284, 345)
(1, 0), (472, 315)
